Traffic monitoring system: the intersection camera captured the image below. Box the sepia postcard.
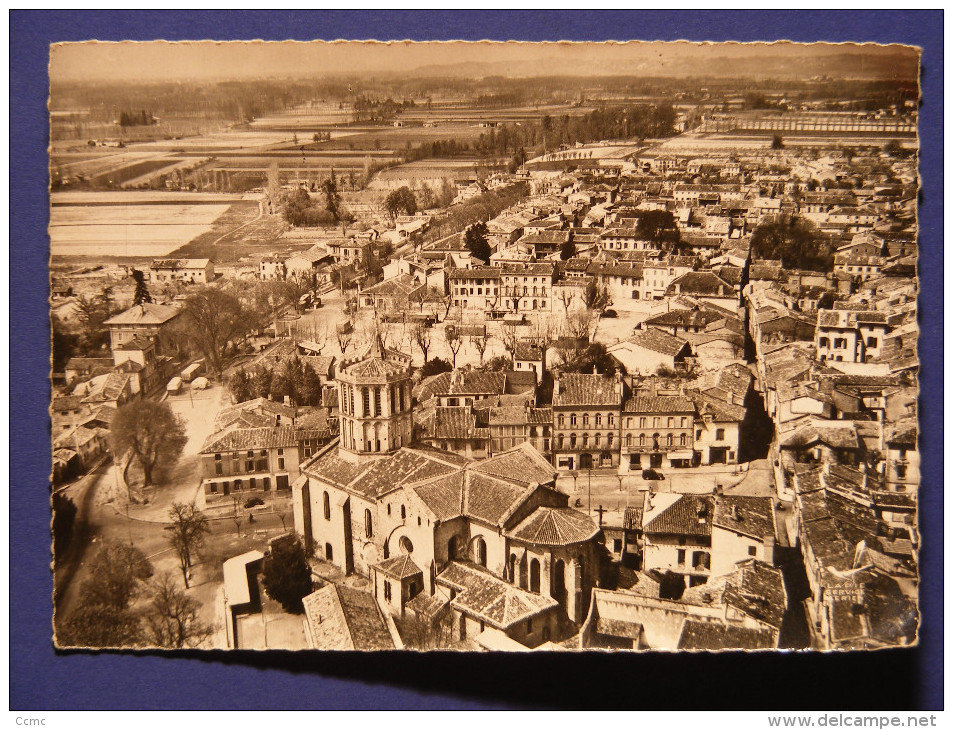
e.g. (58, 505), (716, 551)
(49, 39), (921, 654)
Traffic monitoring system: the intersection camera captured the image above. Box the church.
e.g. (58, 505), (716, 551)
(292, 339), (606, 646)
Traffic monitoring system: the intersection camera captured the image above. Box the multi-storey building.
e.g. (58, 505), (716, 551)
(620, 391), (696, 471)
(551, 371), (625, 471)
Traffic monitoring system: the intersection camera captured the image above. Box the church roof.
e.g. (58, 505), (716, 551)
(506, 507), (600, 546)
(373, 554), (423, 580)
(437, 562), (558, 630)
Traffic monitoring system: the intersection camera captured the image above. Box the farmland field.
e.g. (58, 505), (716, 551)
(49, 202), (231, 257)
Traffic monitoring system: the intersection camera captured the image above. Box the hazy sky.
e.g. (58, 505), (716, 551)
(50, 40), (917, 82)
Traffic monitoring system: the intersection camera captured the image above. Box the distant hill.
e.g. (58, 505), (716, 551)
(410, 48), (918, 83)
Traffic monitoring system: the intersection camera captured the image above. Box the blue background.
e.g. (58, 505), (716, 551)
(11, 10), (943, 711)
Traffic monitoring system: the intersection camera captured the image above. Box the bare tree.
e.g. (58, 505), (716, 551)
(499, 324), (520, 365)
(336, 325), (352, 355)
(470, 330), (490, 366)
(142, 572), (214, 649)
(444, 324), (463, 368)
(165, 502), (211, 589)
(231, 496), (244, 537)
(412, 322), (432, 362)
(556, 287), (578, 317)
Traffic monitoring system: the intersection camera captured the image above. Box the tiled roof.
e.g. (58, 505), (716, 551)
(419, 407), (488, 440)
(782, 422), (860, 451)
(104, 303), (179, 326)
(689, 392), (746, 423)
(712, 496), (776, 542)
(114, 335), (155, 351)
(373, 554), (423, 580)
(506, 507), (600, 546)
(470, 442), (557, 487)
(553, 372), (622, 407)
(303, 584), (395, 651)
(668, 270), (734, 295)
(418, 371), (507, 399)
(677, 620), (776, 651)
(52, 395), (84, 412)
(201, 425), (299, 454)
(623, 394), (694, 414)
(643, 494), (713, 537)
(626, 328), (690, 357)
(437, 562), (557, 630)
(355, 449), (461, 500)
(644, 308), (723, 330)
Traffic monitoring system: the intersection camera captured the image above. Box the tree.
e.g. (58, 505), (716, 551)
(464, 222), (492, 263)
(131, 268), (152, 305)
(751, 217), (833, 272)
(482, 355), (511, 372)
(73, 292), (111, 353)
(165, 502), (211, 589)
(419, 357), (453, 379)
(52, 492), (77, 557)
(558, 342), (622, 376)
(142, 572), (214, 648)
(412, 322), (432, 363)
(262, 535), (313, 613)
(556, 287), (578, 317)
(771, 134), (784, 150)
(178, 286), (249, 375)
(80, 542), (155, 611)
(384, 186), (418, 220)
(560, 239), (577, 261)
(469, 331), (489, 366)
(110, 400), (187, 488)
(443, 324), (462, 368)
(635, 209), (681, 249)
(321, 168), (342, 222)
(228, 368), (253, 403)
(582, 278), (612, 314)
(59, 603), (143, 648)
(265, 162), (282, 213)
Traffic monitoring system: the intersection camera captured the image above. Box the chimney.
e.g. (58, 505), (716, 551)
(284, 395), (291, 407)
(731, 504), (740, 521)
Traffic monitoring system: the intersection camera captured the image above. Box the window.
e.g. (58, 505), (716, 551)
(323, 492), (331, 520)
(716, 428), (726, 441)
(680, 417), (687, 428)
(595, 414), (602, 427)
(697, 430), (702, 439)
(569, 434), (577, 448)
(819, 337), (830, 348)
(387, 503), (391, 516)
(639, 417), (647, 428)
(527, 618), (534, 634)
(607, 414), (614, 427)
(668, 417), (675, 428)
(475, 537), (487, 566)
(365, 509), (373, 538)
(278, 457), (285, 470)
(401, 505), (407, 520)
(530, 559), (541, 593)
(362, 387), (370, 415)
(607, 433), (614, 448)
(557, 414), (565, 428)
(681, 433), (688, 446)
(667, 434), (674, 447)
(570, 414), (577, 426)
(625, 434), (632, 447)
(612, 539), (622, 552)
(582, 433), (589, 447)
(677, 549), (686, 565)
(867, 337), (878, 348)
(384, 581), (391, 601)
(748, 545), (757, 557)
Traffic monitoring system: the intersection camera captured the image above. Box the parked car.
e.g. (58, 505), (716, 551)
(642, 469), (665, 481)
